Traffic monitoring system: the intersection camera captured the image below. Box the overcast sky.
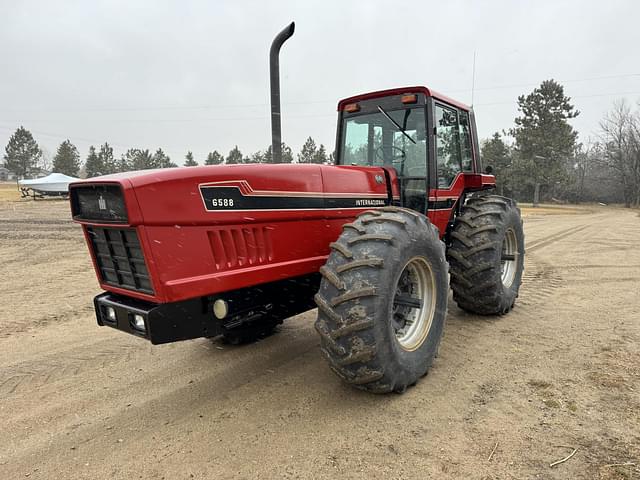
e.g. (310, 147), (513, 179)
(2, 0), (639, 166)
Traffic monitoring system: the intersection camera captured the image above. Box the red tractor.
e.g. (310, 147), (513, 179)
(69, 23), (524, 393)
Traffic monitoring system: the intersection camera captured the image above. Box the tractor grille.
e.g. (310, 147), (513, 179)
(87, 226), (154, 295)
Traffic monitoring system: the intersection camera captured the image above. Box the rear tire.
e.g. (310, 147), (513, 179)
(314, 207), (448, 393)
(447, 195), (525, 315)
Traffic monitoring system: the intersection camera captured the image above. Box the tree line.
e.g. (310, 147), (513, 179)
(2, 131), (332, 179)
(3, 80), (638, 207)
(481, 79), (640, 207)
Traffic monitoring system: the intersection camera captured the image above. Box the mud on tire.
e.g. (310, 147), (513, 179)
(447, 195), (525, 315)
(314, 207), (449, 393)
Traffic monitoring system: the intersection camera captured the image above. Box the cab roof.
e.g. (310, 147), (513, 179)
(337, 86), (470, 112)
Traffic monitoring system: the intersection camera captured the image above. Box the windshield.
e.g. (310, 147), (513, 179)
(339, 107), (427, 177)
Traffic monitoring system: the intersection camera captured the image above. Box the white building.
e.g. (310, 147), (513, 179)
(0, 167), (17, 181)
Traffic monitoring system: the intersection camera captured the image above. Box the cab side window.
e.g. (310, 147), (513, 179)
(458, 110), (474, 172)
(435, 104), (462, 188)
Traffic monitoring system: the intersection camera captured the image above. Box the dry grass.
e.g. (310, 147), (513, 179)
(0, 182), (21, 202)
(527, 379), (552, 389)
(586, 371), (629, 389)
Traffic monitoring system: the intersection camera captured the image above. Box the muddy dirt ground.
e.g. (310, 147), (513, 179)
(1, 198), (638, 479)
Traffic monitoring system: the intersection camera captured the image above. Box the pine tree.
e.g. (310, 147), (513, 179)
(117, 150), (133, 172)
(118, 148), (153, 171)
(205, 150), (224, 165)
(263, 143), (293, 163)
(511, 79), (579, 206)
(226, 146), (243, 164)
(297, 137), (317, 163)
(263, 146), (272, 163)
(481, 133), (511, 196)
(313, 144), (328, 164)
(184, 151), (198, 167)
(133, 149), (155, 170)
(249, 150), (265, 163)
(98, 143), (116, 174)
(281, 143), (293, 163)
(153, 148), (176, 168)
(84, 146), (104, 178)
(3, 126), (43, 178)
(52, 139), (80, 176)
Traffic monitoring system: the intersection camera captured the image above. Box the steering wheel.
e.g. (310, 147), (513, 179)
(374, 146), (406, 173)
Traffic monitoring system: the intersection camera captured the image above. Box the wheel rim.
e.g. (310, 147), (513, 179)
(392, 257), (437, 351)
(501, 228), (518, 288)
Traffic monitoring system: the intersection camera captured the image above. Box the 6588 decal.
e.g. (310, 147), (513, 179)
(209, 198), (234, 207)
(199, 185), (391, 211)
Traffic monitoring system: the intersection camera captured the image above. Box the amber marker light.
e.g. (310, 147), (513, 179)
(401, 94), (418, 104)
(344, 103), (360, 113)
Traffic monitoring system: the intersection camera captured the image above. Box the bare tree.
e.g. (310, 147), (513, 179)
(599, 100), (640, 207)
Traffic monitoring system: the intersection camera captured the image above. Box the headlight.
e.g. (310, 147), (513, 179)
(105, 306), (117, 323)
(130, 314), (146, 332)
(213, 299), (228, 319)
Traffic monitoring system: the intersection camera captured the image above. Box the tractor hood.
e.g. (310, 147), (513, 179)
(69, 163), (396, 227)
(69, 163), (397, 303)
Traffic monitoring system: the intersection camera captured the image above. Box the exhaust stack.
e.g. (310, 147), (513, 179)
(269, 22), (295, 163)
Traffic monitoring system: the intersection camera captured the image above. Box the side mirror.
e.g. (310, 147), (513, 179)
(484, 165), (494, 174)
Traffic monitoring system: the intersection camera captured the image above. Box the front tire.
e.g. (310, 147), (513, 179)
(314, 207), (448, 393)
(447, 195), (525, 315)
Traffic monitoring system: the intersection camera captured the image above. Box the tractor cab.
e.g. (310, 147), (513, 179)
(335, 87), (493, 228)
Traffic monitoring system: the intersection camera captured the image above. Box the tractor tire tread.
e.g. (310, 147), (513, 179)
(315, 207), (446, 393)
(447, 194), (524, 315)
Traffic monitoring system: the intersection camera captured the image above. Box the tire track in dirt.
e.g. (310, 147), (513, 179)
(525, 224), (590, 252)
(1, 332), (321, 474)
(0, 305), (95, 339)
(517, 256), (563, 307)
(0, 260), (97, 338)
(0, 342), (142, 396)
(0, 213), (79, 241)
(0, 232), (82, 241)
(0, 218), (73, 225)
(569, 276), (640, 284)
(554, 264), (640, 270)
(515, 223), (593, 307)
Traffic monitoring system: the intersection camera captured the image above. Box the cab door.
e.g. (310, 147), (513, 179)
(394, 107), (429, 214)
(428, 100), (475, 233)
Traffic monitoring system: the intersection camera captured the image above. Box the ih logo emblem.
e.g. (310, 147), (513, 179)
(375, 174), (384, 184)
(98, 195), (107, 211)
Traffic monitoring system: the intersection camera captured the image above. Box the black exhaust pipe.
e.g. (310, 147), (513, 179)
(269, 22), (295, 163)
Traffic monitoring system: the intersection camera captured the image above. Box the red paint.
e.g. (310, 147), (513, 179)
(337, 86), (471, 112)
(71, 89), (496, 307)
(71, 164), (395, 303)
(427, 173), (496, 233)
